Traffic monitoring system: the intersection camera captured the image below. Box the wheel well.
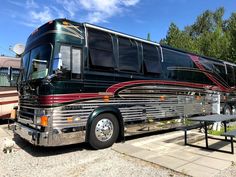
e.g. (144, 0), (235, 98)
(86, 107), (125, 142)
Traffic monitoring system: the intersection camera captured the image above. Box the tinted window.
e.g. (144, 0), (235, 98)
(163, 48), (193, 80)
(162, 48), (213, 85)
(60, 45), (71, 70)
(163, 48), (193, 68)
(213, 63), (227, 82)
(199, 57), (213, 71)
(28, 44), (51, 80)
(88, 29), (115, 69)
(60, 45), (71, 79)
(119, 37), (139, 72)
(192, 72), (213, 84)
(143, 43), (161, 74)
(22, 52), (30, 81)
(227, 65), (235, 86)
(59, 45), (82, 79)
(234, 66), (236, 86)
(72, 48), (81, 79)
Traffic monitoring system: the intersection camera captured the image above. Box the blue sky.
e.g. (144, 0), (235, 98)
(0, 0), (236, 56)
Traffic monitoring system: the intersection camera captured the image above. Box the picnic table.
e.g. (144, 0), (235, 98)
(185, 114), (236, 154)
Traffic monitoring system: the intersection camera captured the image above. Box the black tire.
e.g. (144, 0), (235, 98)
(89, 113), (119, 149)
(223, 104), (232, 115)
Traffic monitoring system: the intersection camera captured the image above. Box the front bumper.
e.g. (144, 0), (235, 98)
(14, 123), (86, 146)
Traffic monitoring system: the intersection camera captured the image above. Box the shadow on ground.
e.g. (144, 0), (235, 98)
(12, 134), (93, 157)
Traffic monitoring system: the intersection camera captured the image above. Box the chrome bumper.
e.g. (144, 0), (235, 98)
(14, 123), (86, 146)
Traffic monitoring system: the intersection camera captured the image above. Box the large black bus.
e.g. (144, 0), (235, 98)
(14, 19), (236, 149)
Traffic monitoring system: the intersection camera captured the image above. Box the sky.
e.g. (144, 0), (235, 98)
(0, 0), (236, 56)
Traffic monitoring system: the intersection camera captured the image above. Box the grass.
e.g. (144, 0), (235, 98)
(208, 125), (236, 136)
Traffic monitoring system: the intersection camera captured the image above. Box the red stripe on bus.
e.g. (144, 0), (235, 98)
(0, 93), (18, 98)
(39, 93), (101, 105)
(189, 55), (229, 92)
(38, 79), (222, 105)
(106, 80), (217, 94)
(0, 100), (18, 105)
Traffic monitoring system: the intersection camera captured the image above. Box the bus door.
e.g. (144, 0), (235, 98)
(56, 44), (83, 94)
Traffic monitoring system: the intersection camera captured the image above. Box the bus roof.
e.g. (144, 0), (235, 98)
(84, 23), (160, 47)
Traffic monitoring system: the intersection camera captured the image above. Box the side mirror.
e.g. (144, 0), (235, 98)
(8, 66), (13, 81)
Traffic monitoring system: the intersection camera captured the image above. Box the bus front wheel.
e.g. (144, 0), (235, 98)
(88, 113), (119, 149)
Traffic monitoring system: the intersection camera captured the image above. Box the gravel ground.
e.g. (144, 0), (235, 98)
(214, 163), (236, 177)
(0, 126), (185, 177)
(1, 124), (236, 177)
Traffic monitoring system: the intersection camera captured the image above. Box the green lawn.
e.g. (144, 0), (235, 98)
(209, 125), (236, 136)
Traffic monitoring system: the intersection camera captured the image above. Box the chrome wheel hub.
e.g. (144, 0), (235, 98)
(95, 119), (114, 142)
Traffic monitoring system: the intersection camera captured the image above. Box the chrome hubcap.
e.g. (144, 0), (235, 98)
(95, 119), (114, 142)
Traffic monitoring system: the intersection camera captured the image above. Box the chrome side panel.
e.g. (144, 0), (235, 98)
(16, 85), (215, 146)
(50, 86), (214, 129)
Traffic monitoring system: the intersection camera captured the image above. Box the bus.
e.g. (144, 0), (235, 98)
(13, 19), (236, 149)
(0, 56), (20, 119)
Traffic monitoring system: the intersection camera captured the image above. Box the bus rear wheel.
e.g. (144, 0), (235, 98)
(88, 113), (119, 149)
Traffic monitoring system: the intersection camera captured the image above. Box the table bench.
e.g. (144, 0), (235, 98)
(221, 130), (236, 154)
(185, 114), (236, 154)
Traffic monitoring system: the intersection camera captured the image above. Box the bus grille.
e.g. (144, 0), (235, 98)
(19, 95), (39, 122)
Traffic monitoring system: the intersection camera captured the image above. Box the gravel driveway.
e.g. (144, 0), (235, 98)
(0, 125), (185, 177)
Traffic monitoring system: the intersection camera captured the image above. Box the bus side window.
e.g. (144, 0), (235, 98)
(234, 66), (236, 86)
(88, 29), (115, 70)
(227, 65), (235, 87)
(72, 48), (81, 79)
(143, 43), (161, 75)
(60, 45), (71, 78)
(118, 37), (139, 73)
(60, 45), (71, 70)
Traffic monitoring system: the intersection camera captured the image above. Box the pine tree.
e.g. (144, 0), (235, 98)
(161, 7), (235, 62)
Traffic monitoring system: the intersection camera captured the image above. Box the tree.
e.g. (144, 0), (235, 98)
(226, 13), (236, 61)
(161, 7), (235, 62)
(161, 23), (199, 54)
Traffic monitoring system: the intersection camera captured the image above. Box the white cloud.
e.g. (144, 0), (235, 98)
(58, 0), (140, 23)
(30, 7), (53, 23)
(122, 0), (140, 6)
(26, 0), (38, 9)
(51, 7), (66, 18)
(8, 0), (140, 28)
(56, 0), (79, 17)
(8, 0), (25, 7)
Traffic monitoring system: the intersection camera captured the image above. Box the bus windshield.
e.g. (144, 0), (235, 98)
(22, 44), (52, 81)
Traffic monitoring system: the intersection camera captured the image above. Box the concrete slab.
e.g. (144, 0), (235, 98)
(112, 143), (144, 155)
(208, 151), (236, 162)
(168, 151), (203, 162)
(148, 155), (189, 169)
(131, 149), (160, 160)
(175, 163), (220, 177)
(193, 156), (232, 170)
(113, 130), (236, 177)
